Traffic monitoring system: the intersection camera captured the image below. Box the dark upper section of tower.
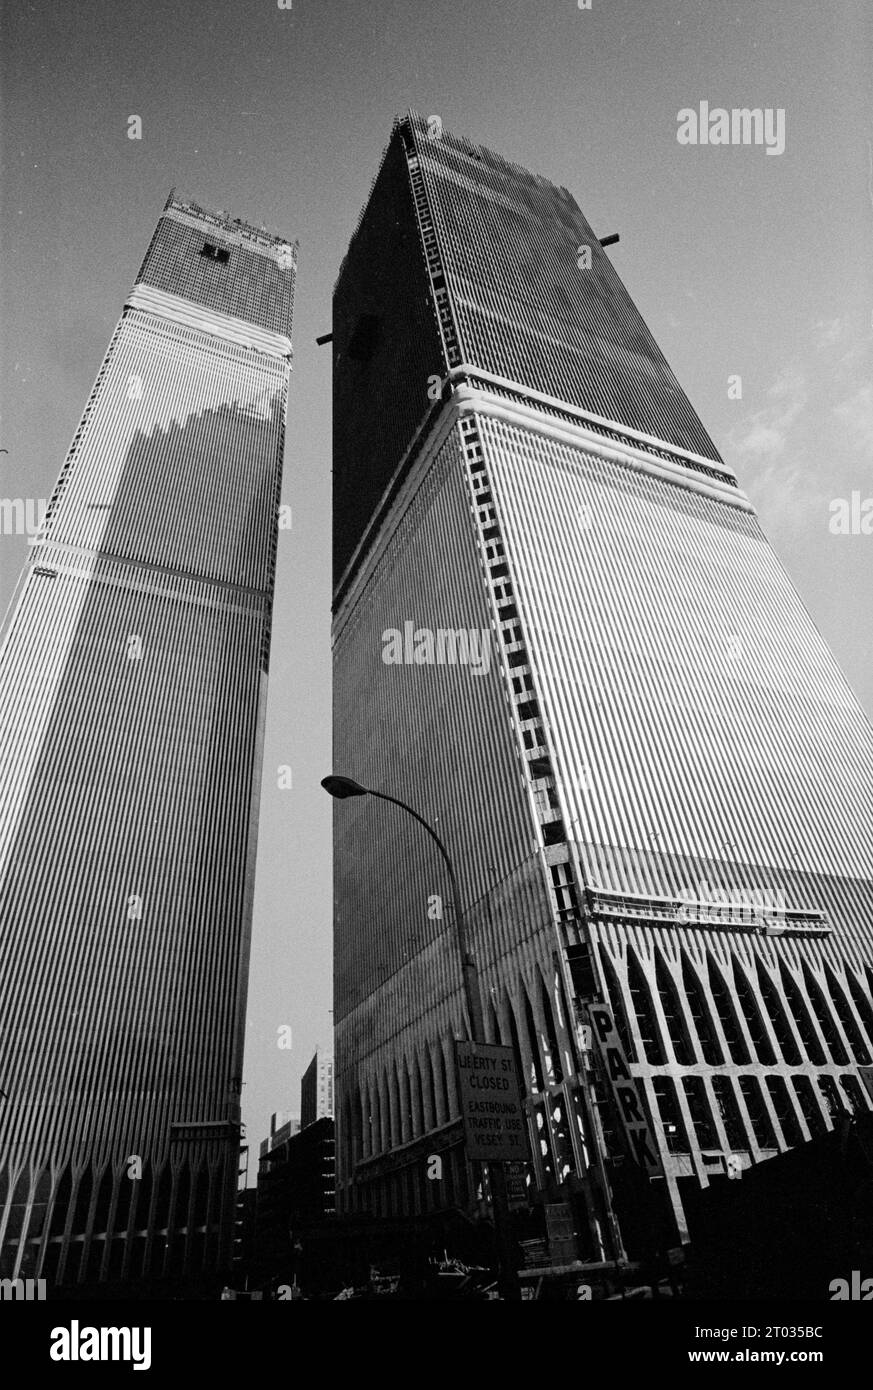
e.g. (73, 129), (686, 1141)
(333, 111), (723, 593)
(135, 192), (297, 337)
(333, 130), (447, 592)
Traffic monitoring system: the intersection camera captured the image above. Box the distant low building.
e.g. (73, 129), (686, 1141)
(231, 1188), (259, 1286)
(255, 1117), (336, 1286)
(258, 1112), (301, 1162)
(301, 1050), (334, 1130)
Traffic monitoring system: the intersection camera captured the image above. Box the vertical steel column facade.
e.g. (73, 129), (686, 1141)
(0, 194), (296, 1287)
(331, 113), (873, 1249)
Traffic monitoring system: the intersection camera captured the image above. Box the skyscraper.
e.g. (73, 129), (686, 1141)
(0, 193), (296, 1287)
(330, 112), (873, 1255)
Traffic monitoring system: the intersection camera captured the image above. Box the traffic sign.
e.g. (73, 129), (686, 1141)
(455, 1041), (526, 1162)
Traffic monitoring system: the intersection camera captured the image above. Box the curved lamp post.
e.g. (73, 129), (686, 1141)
(322, 775), (484, 1039)
(322, 773), (519, 1298)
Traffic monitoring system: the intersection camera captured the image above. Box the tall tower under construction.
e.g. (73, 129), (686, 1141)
(329, 112), (873, 1255)
(0, 193), (296, 1287)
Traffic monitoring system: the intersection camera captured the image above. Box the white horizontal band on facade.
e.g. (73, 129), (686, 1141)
(25, 556), (267, 620)
(335, 377), (753, 625)
(452, 385), (754, 514)
(32, 538), (272, 601)
(125, 283), (294, 360)
(446, 365), (737, 482)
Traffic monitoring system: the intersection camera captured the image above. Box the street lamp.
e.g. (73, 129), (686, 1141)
(320, 775), (366, 799)
(322, 773), (519, 1298)
(322, 776), (484, 1036)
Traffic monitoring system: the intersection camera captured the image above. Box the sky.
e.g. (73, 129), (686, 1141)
(1, 0), (871, 1169)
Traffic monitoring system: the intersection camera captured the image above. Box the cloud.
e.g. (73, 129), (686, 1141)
(727, 319), (871, 471)
(739, 421), (786, 455)
(724, 320), (872, 540)
(833, 383), (873, 452)
(813, 315), (847, 350)
(728, 364), (806, 459)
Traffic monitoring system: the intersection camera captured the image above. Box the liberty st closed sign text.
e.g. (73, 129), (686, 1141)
(455, 1041), (526, 1161)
